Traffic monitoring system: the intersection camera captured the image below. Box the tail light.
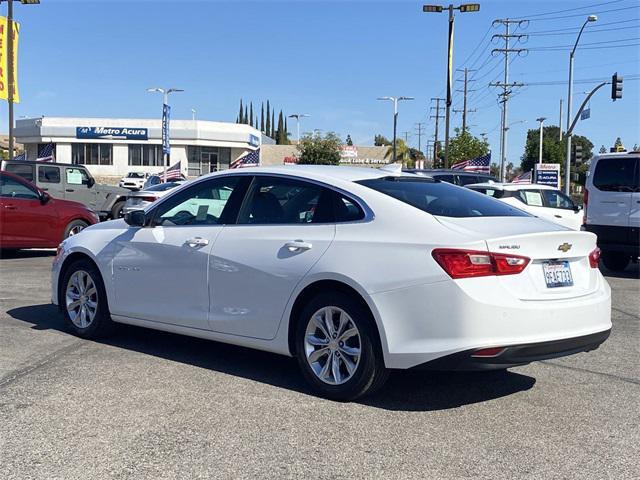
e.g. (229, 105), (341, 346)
(471, 347), (505, 358)
(138, 196), (157, 203)
(588, 247), (601, 268)
(432, 248), (530, 279)
(582, 188), (588, 226)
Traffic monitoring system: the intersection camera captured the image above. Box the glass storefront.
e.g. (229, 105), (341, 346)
(129, 144), (163, 166)
(187, 146), (231, 176)
(71, 143), (113, 165)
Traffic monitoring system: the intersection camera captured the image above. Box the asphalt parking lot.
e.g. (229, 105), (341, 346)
(1, 251), (638, 480)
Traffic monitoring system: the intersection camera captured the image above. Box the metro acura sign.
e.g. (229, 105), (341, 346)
(76, 126), (148, 140)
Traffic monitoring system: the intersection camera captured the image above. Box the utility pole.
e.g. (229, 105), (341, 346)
(536, 117), (546, 164)
(454, 67), (476, 131)
(415, 122), (426, 154)
(430, 97), (445, 167)
(490, 19), (527, 181)
(558, 99), (563, 141)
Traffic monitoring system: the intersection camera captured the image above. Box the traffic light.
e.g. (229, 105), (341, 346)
(573, 144), (583, 164)
(611, 72), (623, 101)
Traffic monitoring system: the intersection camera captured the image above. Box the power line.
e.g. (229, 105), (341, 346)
(528, 25), (639, 36)
(529, 36), (640, 49)
(520, 5), (639, 22)
(529, 42), (640, 51)
(511, 0), (625, 20)
(526, 18), (639, 34)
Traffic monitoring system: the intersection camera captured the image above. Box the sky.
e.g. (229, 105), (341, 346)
(2, 0), (639, 166)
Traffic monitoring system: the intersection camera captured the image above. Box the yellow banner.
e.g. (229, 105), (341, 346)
(0, 16), (20, 103)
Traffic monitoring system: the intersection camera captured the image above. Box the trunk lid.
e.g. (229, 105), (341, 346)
(436, 216), (600, 300)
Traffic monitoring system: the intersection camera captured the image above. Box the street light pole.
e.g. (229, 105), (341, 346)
(288, 113), (310, 143)
(147, 87), (183, 179)
(564, 14), (597, 194)
(423, 3), (480, 167)
(536, 117), (546, 164)
(378, 96), (414, 162)
(4, 0), (40, 159)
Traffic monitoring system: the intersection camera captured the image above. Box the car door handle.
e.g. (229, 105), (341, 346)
(4, 204), (16, 210)
(554, 214), (563, 218)
(185, 237), (209, 248)
(284, 240), (312, 252)
(66, 189), (75, 192)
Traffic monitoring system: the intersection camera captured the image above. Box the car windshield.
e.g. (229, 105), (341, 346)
(357, 177), (530, 218)
(127, 172), (146, 179)
(145, 182), (181, 192)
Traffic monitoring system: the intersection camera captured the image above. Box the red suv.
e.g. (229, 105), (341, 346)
(0, 170), (99, 250)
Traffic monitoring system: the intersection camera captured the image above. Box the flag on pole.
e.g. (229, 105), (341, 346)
(230, 148), (260, 169)
(36, 143), (55, 162)
(451, 152), (491, 173)
(160, 161), (182, 182)
(511, 170), (532, 184)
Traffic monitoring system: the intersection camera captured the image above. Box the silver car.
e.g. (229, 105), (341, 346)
(122, 181), (185, 215)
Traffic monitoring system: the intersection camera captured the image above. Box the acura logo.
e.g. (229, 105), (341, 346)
(557, 242), (572, 253)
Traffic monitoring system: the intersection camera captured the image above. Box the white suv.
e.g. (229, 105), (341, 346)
(119, 172), (150, 190)
(466, 183), (583, 231)
(584, 152), (640, 271)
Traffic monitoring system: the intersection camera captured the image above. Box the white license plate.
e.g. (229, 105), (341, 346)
(543, 261), (573, 288)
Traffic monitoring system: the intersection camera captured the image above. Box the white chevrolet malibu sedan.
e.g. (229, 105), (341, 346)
(52, 166), (611, 400)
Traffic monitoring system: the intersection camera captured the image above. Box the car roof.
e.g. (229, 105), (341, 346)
(465, 182), (559, 191)
(204, 165), (421, 184)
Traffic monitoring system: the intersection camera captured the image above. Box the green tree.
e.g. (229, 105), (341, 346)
(265, 101), (271, 136)
(599, 145), (607, 154)
(284, 117), (289, 145)
(276, 110), (284, 144)
(614, 137), (623, 150)
(271, 111), (275, 138)
(238, 99), (244, 124)
(249, 102), (254, 127)
(297, 131), (342, 165)
(374, 134), (390, 146)
(260, 103), (265, 132)
(520, 125), (593, 181)
(444, 128), (489, 166)
(346, 135), (353, 146)
(244, 106), (248, 125)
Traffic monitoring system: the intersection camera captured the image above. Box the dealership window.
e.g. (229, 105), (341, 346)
(187, 146), (231, 176)
(72, 143), (113, 165)
(128, 144), (163, 166)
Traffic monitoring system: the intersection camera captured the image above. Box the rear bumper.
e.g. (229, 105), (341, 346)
(410, 329), (611, 371)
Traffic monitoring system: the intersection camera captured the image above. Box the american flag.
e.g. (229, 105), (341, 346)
(230, 148), (260, 169)
(451, 152), (491, 173)
(37, 143), (55, 162)
(160, 161), (183, 182)
(511, 170), (532, 184)
(12, 153), (26, 161)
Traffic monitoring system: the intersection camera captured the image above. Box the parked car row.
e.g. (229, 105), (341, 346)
(52, 165), (612, 401)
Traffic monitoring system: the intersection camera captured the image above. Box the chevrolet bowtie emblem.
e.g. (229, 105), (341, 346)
(557, 242), (572, 253)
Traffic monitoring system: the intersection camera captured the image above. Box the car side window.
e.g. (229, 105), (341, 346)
(237, 176), (332, 225)
(456, 175), (480, 186)
(433, 174), (455, 184)
(4, 164), (35, 183)
(333, 192), (365, 222)
(0, 175), (39, 200)
(152, 176), (242, 226)
(65, 168), (90, 186)
(593, 157), (639, 192)
(517, 190), (544, 206)
(38, 166), (61, 184)
(543, 190), (574, 209)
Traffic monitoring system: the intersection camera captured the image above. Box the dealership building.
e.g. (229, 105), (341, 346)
(14, 117), (273, 180)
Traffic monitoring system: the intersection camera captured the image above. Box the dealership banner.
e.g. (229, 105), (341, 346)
(76, 126), (148, 140)
(0, 16), (20, 103)
(162, 104), (171, 155)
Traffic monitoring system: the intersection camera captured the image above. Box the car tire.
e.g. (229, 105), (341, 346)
(61, 258), (114, 339)
(295, 291), (388, 401)
(111, 200), (125, 219)
(601, 250), (629, 272)
(63, 220), (89, 239)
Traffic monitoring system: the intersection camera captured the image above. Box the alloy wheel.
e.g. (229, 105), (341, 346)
(68, 225), (86, 236)
(65, 270), (98, 328)
(304, 306), (361, 385)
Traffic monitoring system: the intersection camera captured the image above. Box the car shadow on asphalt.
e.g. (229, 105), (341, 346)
(8, 303), (536, 412)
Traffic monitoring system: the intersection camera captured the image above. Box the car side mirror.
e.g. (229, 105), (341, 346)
(124, 210), (147, 227)
(39, 191), (51, 205)
(573, 205), (581, 213)
(87, 177), (95, 188)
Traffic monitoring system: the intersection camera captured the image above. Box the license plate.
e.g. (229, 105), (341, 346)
(543, 261), (573, 288)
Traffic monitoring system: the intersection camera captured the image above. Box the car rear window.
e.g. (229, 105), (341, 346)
(593, 157), (639, 192)
(357, 177), (530, 218)
(5, 163), (34, 182)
